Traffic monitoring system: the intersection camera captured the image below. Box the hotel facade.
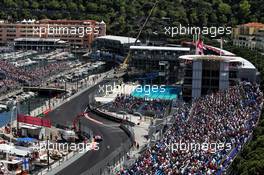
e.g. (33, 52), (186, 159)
(0, 19), (106, 49)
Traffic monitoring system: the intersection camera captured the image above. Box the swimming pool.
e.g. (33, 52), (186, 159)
(131, 85), (180, 100)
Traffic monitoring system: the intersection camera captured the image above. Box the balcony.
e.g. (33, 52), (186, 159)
(159, 72), (166, 76)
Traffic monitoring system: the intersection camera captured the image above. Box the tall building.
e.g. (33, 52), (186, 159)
(232, 22), (264, 51)
(255, 28), (264, 51)
(92, 35), (139, 56)
(180, 55), (257, 101)
(129, 46), (190, 84)
(14, 38), (69, 51)
(0, 19), (106, 49)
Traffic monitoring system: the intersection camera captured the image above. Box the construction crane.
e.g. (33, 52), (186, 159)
(119, 0), (160, 71)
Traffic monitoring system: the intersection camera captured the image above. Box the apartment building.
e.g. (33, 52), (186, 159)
(0, 19), (106, 49)
(233, 22), (264, 51)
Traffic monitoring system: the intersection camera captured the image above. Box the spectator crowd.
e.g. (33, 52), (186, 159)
(0, 60), (69, 94)
(120, 82), (263, 175)
(108, 94), (170, 118)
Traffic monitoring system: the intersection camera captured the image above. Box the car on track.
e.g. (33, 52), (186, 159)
(93, 135), (103, 142)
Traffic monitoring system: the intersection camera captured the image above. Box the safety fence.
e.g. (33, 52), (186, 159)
(80, 139), (132, 175)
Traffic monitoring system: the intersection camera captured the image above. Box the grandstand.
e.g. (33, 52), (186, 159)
(119, 82), (263, 175)
(180, 55), (258, 101)
(102, 93), (171, 118)
(90, 35), (141, 64)
(0, 59), (70, 94)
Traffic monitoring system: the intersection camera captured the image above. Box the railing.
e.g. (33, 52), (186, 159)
(34, 150), (81, 175)
(81, 139), (132, 175)
(33, 126), (94, 175)
(218, 102), (263, 175)
(84, 103), (135, 175)
(30, 71), (113, 175)
(90, 107), (135, 127)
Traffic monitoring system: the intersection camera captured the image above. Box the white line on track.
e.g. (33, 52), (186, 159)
(83, 106), (120, 129)
(83, 113), (104, 125)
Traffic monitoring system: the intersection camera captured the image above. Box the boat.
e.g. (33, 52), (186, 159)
(0, 104), (8, 112)
(0, 159), (23, 174)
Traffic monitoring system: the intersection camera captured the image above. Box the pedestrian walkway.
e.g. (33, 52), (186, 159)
(107, 121), (150, 175)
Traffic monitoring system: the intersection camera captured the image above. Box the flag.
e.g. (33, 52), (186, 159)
(43, 108), (51, 115)
(37, 108), (51, 117)
(195, 36), (204, 55)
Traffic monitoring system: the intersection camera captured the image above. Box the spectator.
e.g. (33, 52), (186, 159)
(120, 82), (263, 175)
(0, 60), (69, 94)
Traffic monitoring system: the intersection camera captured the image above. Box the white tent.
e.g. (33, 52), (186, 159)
(0, 144), (32, 157)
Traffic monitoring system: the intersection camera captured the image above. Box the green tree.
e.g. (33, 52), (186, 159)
(47, 0), (60, 10)
(239, 0), (251, 17)
(31, 1), (39, 9)
(218, 3), (231, 14)
(3, 0), (17, 8)
(67, 2), (78, 11)
(86, 2), (98, 13)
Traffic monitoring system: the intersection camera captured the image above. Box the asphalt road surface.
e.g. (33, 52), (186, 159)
(47, 81), (130, 175)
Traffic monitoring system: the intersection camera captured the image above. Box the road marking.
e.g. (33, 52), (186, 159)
(83, 111), (120, 129)
(84, 113), (103, 125)
(83, 108), (122, 129)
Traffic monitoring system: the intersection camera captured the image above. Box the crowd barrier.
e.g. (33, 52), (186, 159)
(90, 107), (135, 127)
(80, 101), (136, 175)
(216, 102), (263, 174)
(80, 139), (132, 175)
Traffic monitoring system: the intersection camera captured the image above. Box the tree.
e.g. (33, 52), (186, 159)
(31, 1), (39, 9)
(239, 0), (251, 17)
(86, 2), (98, 13)
(67, 2), (78, 11)
(218, 3), (232, 14)
(3, 0), (17, 8)
(47, 0), (60, 10)
(189, 10), (198, 24)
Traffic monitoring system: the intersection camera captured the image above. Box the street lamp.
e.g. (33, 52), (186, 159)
(46, 137), (50, 170)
